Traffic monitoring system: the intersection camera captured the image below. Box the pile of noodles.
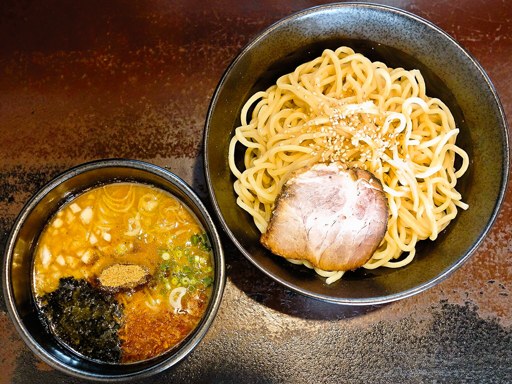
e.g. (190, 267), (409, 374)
(228, 46), (469, 283)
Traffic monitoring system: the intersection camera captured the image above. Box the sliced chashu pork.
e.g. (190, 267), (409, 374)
(260, 163), (388, 271)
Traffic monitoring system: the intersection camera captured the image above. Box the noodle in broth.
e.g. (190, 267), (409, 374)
(33, 182), (214, 363)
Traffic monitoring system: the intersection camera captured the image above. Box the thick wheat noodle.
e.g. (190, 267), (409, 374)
(228, 46), (469, 283)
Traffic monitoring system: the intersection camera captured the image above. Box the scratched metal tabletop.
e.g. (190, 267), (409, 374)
(1, 1), (511, 383)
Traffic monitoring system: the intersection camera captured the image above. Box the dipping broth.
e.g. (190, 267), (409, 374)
(32, 182), (214, 363)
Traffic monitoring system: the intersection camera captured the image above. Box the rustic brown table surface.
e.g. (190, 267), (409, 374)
(1, 1), (511, 383)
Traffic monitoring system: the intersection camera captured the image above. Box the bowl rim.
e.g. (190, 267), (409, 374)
(204, 2), (510, 305)
(2, 158), (226, 380)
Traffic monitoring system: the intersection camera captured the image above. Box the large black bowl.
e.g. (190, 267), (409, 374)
(3, 159), (226, 380)
(204, 3), (509, 305)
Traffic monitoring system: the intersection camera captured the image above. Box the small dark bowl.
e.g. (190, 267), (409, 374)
(204, 3), (509, 304)
(2, 159), (226, 380)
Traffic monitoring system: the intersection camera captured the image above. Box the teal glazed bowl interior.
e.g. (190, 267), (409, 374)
(204, 3), (509, 305)
(2, 159), (226, 381)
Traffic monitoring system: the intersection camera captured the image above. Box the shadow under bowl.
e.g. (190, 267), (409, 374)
(204, 3), (509, 305)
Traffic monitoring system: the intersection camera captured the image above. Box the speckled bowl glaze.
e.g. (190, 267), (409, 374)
(3, 159), (226, 381)
(204, 3), (509, 305)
